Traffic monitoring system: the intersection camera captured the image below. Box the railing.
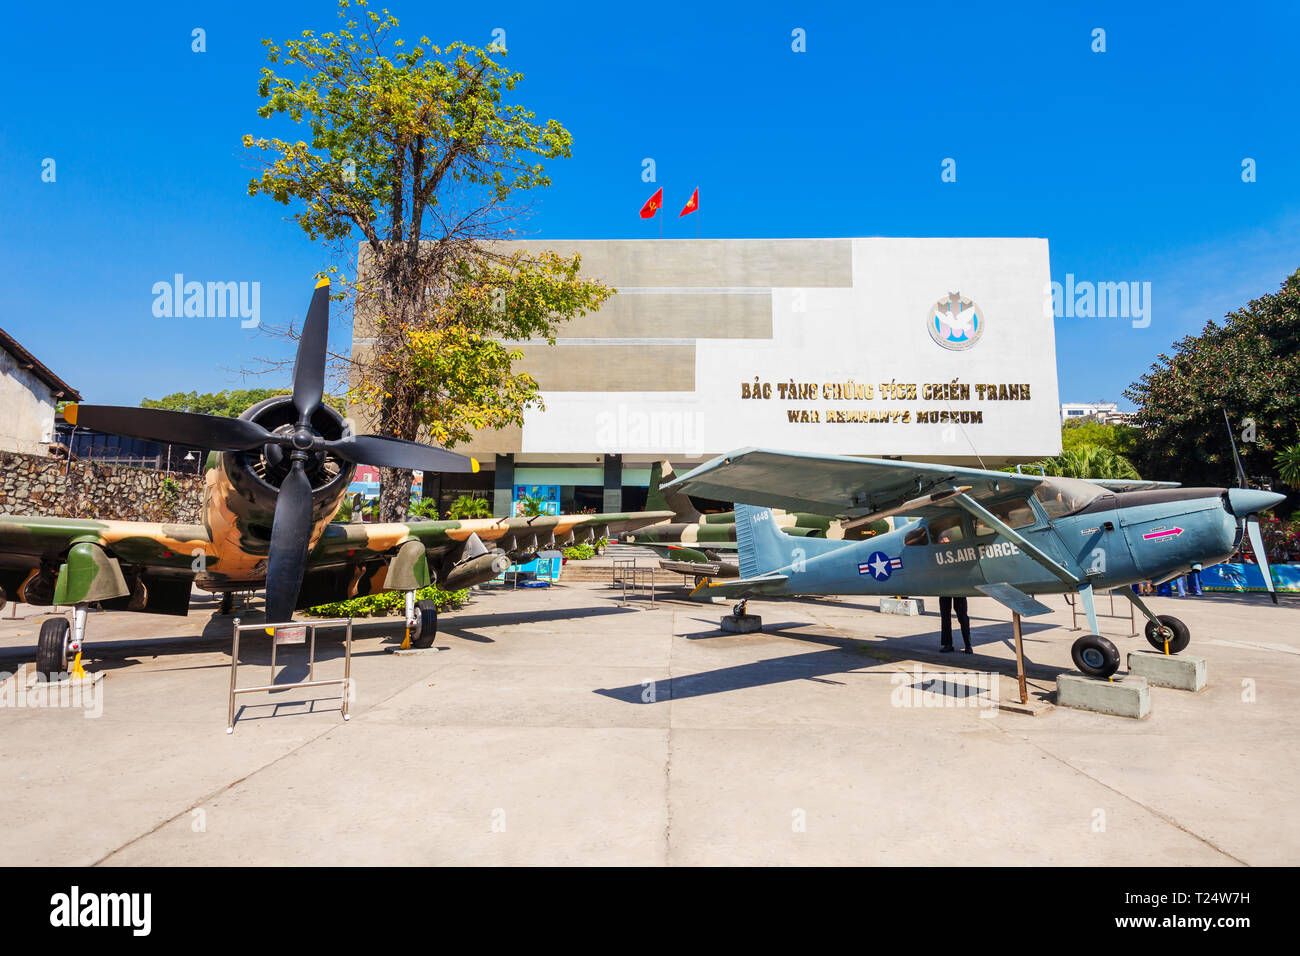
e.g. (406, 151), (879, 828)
(226, 617), (354, 733)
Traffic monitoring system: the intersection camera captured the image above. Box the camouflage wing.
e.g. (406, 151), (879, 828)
(311, 512), (677, 565)
(0, 514), (210, 610)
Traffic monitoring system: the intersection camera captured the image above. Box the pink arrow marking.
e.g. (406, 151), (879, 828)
(1142, 527), (1184, 540)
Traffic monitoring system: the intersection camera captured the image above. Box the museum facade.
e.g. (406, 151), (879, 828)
(349, 237), (1062, 516)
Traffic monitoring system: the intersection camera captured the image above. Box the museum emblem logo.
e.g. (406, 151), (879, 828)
(927, 291), (983, 351)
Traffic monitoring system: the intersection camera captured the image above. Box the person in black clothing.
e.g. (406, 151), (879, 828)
(939, 595), (972, 653)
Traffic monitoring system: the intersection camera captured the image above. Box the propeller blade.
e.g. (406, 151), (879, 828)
(263, 459), (315, 624)
(65, 404), (273, 450)
(1223, 409), (1247, 488)
(1245, 516), (1279, 605)
(327, 434), (479, 474)
(292, 278), (331, 421)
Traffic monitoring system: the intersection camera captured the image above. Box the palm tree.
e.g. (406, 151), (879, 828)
(1276, 444), (1300, 487)
(1030, 444), (1141, 480)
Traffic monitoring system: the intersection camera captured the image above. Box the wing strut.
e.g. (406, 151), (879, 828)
(950, 494), (1083, 587)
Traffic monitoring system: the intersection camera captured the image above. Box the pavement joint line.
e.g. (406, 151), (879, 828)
(91, 648), (450, 867)
(989, 722), (1251, 867)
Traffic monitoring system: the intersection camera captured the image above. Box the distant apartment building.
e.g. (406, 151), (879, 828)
(0, 327), (81, 455)
(1060, 401), (1133, 425)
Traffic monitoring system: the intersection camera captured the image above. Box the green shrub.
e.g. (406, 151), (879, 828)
(562, 543), (595, 560)
(304, 585), (470, 618)
(447, 494), (493, 519)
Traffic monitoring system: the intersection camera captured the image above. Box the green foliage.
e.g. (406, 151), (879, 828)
(1061, 420), (1138, 458)
(1277, 444), (1300, 488)
(303, 584), (469, 618)
(518, 495), (546, 517)
(141, 388), (345, 418)
(408, 497), (442, 520)
(593, 536), (608, 549)
(1125, 268), (1300, 487)
(446, 494), (492, 519)
(1027, 444), (1141, 480)
(562, 543), (595, 560)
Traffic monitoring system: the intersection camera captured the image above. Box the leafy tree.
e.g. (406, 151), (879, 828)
(141, 388), (344, 418)
(243, 1), (613, 521)
(518, 494), (546, 517)
(1028, 444), (1141, 480)
(1061, 419), (1138, 458)
(1125, 268), (1300, 487)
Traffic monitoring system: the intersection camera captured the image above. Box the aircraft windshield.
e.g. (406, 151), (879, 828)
(1032, 477), (1104, 519)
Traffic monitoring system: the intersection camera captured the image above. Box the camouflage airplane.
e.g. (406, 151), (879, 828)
(0, 280), (670, 678)
(618, 461), (888, 581)
(664, 445), (1286, 679)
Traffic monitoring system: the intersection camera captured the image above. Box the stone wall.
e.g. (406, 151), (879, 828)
(0, 450), (204, 523)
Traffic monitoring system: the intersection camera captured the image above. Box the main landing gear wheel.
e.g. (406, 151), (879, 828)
(36, 617), (71, 678)
(1071, 633), (1120, 679)
(1144, 615), (1190, 654)
(410, 599), (439, 649)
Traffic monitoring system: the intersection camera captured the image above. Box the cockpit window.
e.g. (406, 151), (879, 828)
(929, 513), (965, 544)
(1032, 477), (1104, 519)
(973, 497), (1037, 535)
(903, 522), (929, 546)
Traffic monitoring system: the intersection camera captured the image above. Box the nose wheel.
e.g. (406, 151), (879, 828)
(1144, 615), (1190, 654)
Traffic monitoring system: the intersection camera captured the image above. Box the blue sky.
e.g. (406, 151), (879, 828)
(2, 0), (1297, 408)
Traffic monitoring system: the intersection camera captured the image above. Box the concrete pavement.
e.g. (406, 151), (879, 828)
(0, 582), (1295, 865)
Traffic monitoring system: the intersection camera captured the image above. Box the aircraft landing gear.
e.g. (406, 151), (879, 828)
(219, 592), (234, 615)
(1120, 589), (1191, 655)
(1144, 615), (1190, 654)
(35, 605), (89, 679)
(410, 599), (438, 649)
(733, 600), (748, 618)
(1071, 633), (1120, 679)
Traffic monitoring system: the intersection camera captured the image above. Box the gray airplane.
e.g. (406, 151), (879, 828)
(663, 446), (1286, 678)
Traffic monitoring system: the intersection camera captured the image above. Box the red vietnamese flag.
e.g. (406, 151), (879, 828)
(639, 187), (663, 219)
(679, 188), (699, 217)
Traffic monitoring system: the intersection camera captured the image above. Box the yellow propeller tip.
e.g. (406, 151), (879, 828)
(64, 403), (78, 424)
(471, 458), (480, 473)
(315, 276), (330, 289)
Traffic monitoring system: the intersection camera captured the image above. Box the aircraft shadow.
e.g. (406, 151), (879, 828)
(594, 620), (1068, 704)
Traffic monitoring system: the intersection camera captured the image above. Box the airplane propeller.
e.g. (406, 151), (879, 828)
(1224, 409), (1278, 605)
(64, 278), (479, 623)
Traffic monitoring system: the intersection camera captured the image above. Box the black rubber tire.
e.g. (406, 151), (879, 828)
(36, 617), (70, 678)
(1071, 633), (1120, 679)
(1144, 615), (1190, 654)
(410, 599), (439, 649)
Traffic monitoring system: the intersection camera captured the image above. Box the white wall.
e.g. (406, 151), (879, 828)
(521, 238), (1061, 464)
(0, 348), (57, 456)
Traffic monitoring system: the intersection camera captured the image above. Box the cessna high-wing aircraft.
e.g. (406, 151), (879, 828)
(664, 446), (1286, 678)
(0, 280), (670, 677)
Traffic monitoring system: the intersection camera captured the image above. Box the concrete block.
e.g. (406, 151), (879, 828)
(1127, 651), (1207, 691)
(880, 597), (925, 615)
(1056, 673), (1150, 719)
(384, 646), (446, 656)
(721, 614), (762, 633)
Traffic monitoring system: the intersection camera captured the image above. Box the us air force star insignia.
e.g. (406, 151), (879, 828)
(867, 551), (892, 581)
